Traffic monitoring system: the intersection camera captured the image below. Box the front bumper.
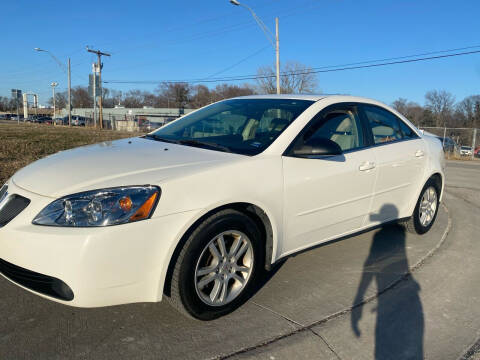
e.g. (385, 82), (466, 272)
(0, 180), (199, 307)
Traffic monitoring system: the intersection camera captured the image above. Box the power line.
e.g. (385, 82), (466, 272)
(89, 0), (319, 75)
(205, 44), (271, 79)
(185, 45), (480, 81)
(104, 47), (480, 85)
(98, 0), (314, 56)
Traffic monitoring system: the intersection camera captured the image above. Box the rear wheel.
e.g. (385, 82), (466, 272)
(405, 179), (440, 234)
(166, 209), (264, 320)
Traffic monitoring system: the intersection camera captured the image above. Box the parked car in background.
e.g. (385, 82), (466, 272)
(474, 146), (480, 158)
(36, 117), (53, 125)
(435, 136), (458, 153)
(0, 95), (445, 320)
(1, 114), (9, 120)
(71, 115), (87, 126)
(54, 117), (66, 125)
(55, 116), (69, 125)
(460, 146), (473, 156)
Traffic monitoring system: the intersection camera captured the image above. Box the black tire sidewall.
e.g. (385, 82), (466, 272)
(177, 211), (264, 320)
(413, 179), (440, 234)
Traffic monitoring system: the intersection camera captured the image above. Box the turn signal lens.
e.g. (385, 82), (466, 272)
(119, 196), (132, 212)
(130, 192), (158, 221)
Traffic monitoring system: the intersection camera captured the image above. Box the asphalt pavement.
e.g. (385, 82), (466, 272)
(0, 160), (479, 359)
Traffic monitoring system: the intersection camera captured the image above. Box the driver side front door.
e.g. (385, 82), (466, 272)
(281, 103), (377, 257)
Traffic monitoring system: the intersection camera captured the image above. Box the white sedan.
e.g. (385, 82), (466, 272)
(0, 95), (444, 320)
(460, 146), (472, 156)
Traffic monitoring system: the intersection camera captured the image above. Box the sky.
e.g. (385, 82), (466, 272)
(1, 0), (479, 107)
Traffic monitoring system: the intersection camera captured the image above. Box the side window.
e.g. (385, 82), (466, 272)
(363, 106), (403, 144)
(302, 106), (365, 152)
(398, 119), (418, 139)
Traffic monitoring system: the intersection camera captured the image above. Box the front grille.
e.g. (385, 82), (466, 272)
(0, 194), (30, 228)
(0, 258), (74, 301)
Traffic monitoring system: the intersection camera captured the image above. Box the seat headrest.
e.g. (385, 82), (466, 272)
(270, 118), (289, 131)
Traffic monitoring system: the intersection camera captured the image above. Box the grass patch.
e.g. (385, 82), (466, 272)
(0, 122), (144, 184)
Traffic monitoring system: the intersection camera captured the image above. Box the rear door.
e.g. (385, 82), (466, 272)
(361, 104), (426, 224)
(281, 103), (377, 256)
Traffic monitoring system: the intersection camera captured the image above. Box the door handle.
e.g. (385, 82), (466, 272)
(359, 161), (376, 171)
(415, 150), (424, 157)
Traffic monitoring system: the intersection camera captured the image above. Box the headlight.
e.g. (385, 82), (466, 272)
(32, 186), (160, 227)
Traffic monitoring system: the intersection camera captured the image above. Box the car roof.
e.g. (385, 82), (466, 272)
(234, 94), (329, 101)
(230, 94), (393, 105)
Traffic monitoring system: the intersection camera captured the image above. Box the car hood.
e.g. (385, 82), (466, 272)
(12, 137), (242, 198)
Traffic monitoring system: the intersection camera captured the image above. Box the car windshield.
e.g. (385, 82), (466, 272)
(149, 98), (314, 155)
(461, 146), (470, 150)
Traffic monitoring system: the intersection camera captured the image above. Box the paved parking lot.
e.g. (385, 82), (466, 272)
(1, 160), (479, 359)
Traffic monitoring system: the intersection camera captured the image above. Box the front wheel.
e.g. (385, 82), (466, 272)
(166, 209), (264, 320)
(405, 179), (440, 234)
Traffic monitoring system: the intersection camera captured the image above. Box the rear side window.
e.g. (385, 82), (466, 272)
(398, 119), (418, 139)
(363, 105), (403, 144)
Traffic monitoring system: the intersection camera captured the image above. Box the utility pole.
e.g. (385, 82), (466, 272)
(51, 82), (58, 124)
(87, 48), (110, 129)
(472, 128), (477, 160)
(15, 91), (20, 124)
(68, 58), (72, 126)
(275, 17), (280, 94)
(92, 64), (97, 127)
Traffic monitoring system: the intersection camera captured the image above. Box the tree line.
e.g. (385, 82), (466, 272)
(392, 90), (480, 129)
(0, 62), (318, 112)
(0, 59), (478, 129)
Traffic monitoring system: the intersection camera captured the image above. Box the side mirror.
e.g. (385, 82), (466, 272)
(293, 137), (343, 157)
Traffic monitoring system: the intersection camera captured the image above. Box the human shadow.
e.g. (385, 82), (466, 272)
(351, 204), (424, 359)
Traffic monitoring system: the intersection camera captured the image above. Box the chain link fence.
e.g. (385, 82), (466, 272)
(420, 127), (479, 160)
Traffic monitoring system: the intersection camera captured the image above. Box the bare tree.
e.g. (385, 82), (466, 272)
(256, 61), (318, 94)
(0, 96), (17, 112)
(425, 90), (455, 127)
(392, 98), (424, 126)
(71, 86), (92, 108)
(123, 90), (146, 108)
(190, 85), (212, 108)
(102, 89), (123, 108)
(456, 95), (480, 128)
(156, 82), (191, 108)
(47, 91), (67, 109)
(213, 83), (256, 100)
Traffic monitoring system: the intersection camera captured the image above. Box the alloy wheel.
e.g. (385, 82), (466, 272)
(419, 186), (437, 227)
(194, 230), (254, 306)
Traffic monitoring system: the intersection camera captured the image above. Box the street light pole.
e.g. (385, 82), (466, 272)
(275, 17), (280, 94)
(51, 82), (58, 122)
(68, 58), (71, 126)
(230, 0), (280, 94)
(34, 48), (72, 126)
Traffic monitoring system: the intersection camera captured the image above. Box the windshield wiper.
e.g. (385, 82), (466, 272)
(178, 139), (232, 153)
(144, 134), (179, 144)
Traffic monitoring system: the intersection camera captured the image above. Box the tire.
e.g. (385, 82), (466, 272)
(166, 209), (264, 320)
(405, 178), (440, 235)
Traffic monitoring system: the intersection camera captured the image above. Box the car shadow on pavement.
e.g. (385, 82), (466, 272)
(351, 204), (424, 360)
